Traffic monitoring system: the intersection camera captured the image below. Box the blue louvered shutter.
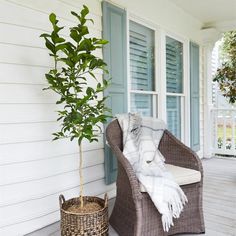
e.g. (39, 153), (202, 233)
(190, 42), (200, 151)
(102, 2), (127, 184)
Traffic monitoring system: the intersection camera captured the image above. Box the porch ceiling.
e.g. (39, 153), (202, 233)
(169, 0), (236, 32)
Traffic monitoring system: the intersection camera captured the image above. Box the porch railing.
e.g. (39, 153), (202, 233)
(211, 108), (236, 156)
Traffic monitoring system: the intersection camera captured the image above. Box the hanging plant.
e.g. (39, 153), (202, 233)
(213, 31), (236, 104)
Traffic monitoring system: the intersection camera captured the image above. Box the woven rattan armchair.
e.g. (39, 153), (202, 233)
(106, 119), (205, 236)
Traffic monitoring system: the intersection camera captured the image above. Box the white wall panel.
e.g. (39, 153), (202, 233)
(0, 136), (103, 165)
(0, 150), (105, 186)
(0, 150), (104, 206)
(0, 104), (57, 123)
(0, 64), (48, 84)
(0, 179), (115, 229)
(0, 84), (57, 104)
(0, 1), (111, 235)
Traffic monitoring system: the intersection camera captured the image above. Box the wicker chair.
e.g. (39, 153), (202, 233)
(106, 119), (205, 236)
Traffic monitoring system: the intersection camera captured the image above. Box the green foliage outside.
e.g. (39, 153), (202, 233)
(213, 31), (236, 104)
(40, 6), (111, 207)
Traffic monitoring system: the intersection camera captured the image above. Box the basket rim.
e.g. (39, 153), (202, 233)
(60, 195), (108, 216)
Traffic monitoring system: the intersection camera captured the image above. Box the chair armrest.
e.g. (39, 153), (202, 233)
(110, 144), (143, 201)
(159, 130), (203, 174)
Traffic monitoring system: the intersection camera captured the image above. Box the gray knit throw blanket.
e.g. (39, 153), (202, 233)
(116, 113), (187, 232)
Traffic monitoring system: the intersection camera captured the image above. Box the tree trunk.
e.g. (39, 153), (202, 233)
(79, 144), (84, 208)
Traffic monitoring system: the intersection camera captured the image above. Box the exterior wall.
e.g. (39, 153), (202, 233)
(0, 0), (204, 235)
(0, 1), (115, 235)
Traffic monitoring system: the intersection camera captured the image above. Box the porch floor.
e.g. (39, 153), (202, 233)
(27, 157), (236, 236)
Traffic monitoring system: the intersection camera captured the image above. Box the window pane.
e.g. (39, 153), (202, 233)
(130, 21), (155, 91)
(166, 36), (183, 93)
(131, 94), (153, 117)
(167, 96), (181, 138)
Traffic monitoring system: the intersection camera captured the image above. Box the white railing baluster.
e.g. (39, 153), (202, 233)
(215, 110), (218, 150)
(223, 115), (226, 151)
(211, 108), (236, 156)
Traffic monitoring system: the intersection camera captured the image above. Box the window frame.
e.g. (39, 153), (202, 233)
(164, 31), (190, 144)
(126, 12), (190, 144)
(128, 13), (160, 118)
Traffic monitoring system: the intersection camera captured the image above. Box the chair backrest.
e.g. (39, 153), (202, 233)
(106, 119), (123, 151)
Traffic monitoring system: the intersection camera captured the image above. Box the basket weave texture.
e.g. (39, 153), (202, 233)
(59, 194), (108, 236)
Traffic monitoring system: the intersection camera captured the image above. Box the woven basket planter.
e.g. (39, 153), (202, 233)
(59, 194), (109, 236)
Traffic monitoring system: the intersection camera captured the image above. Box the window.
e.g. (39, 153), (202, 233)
(166, 36), (184, 138)
(129, 21), (156, 117)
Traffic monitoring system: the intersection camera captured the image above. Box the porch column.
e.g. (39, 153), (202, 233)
(201, 28), (220, 158)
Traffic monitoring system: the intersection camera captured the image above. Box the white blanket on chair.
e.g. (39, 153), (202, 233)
(116, 113), (187, 232)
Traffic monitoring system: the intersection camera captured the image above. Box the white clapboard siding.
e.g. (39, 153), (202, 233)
(0, 44), (52, 67)
(0, 44), (102, 67)
(0, 23), (101, 50)
(0, 178), (115, 229)
(0, 149), (105, 186)
(0, 187), (115, 236)
(1, 0), (101, 32)
(0, 84), (57, 104)
(57, 0), (102, 15)
(0, 64), (50, 84)
(0, 0), (115, 235)
(7, 0), (102, 29)
(0, 150), (104, 206)
(0, 104), (58, 123)
(0, 122), (60, 144)
(0, 63), (103, 86)
(0, 23), (47, 49)
(0, 137), (103, 165)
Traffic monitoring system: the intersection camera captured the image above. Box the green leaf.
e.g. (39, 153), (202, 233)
(40, 33), (51, 38)
(45, 38), (56, 54)
(70, 29), (81, 42)
(79, 25), (89, 36)
(55, 43), (68, 52)
(51, 31), (65, 44)
(96, 39), (109, 45)
(81, 5), (89, 18)
(49, 13), (57, 24)
(86, 87), (94, 96)
(71, 11), (80, 20)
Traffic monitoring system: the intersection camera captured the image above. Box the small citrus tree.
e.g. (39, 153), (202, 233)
(213, 31), (236, 104)
(40, 6), (110, 208)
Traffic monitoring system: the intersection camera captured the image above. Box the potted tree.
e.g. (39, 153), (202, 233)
(40, 5), (110, 235)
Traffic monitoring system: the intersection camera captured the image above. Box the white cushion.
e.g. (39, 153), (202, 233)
(140, 164), (201, 192)
(165, 164), (201, 185)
